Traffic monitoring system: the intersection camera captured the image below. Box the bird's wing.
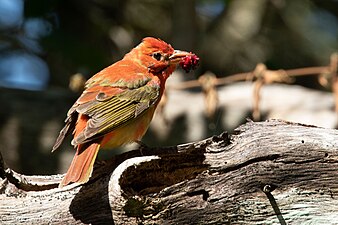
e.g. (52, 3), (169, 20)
(52, 60), (158, 151)
(72, 81), (160, 145)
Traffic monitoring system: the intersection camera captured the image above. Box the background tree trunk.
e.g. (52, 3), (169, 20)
(1, 120), (338, 224)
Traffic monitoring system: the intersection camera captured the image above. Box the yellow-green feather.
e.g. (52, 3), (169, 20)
(73, 84), (160, 145)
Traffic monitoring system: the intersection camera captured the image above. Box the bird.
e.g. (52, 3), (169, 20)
(52, 37), (199, 187)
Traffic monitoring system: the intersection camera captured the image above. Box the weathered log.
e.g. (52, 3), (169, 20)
(1, 120), (338, 224)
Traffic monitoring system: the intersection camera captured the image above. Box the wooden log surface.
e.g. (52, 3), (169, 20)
(1, 119), (338, 224)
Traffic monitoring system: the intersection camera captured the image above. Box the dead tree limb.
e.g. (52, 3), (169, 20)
(1, 120), (338, 224)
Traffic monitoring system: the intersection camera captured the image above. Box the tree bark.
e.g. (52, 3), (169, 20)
(1, 119), (338, 224)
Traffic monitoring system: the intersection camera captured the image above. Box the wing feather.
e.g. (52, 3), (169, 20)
(73, 83), (160, 145)
(53, 59), (158, 151)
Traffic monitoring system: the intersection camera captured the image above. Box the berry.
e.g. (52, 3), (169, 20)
(179, 53), (200, 73)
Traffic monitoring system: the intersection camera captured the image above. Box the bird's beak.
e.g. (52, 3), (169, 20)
(169, 50), (194, 64)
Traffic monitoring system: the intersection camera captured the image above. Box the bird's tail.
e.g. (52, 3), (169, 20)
(59, 142), (100, 188)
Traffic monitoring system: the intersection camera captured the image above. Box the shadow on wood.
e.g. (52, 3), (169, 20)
(1, 119), (338, 224)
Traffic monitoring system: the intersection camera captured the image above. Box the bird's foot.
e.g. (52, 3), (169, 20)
(95, 159), (109, 168)
(135, 140), (150, 155)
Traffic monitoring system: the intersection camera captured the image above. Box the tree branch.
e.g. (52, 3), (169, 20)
(1, 120), (338, 224)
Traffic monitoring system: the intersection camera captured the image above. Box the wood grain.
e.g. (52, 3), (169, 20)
(1, 120), (338, 224)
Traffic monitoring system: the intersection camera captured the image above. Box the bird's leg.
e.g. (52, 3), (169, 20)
(135, 140), (150, 155)
(135, 140), (148, 148)
(94, 159), (109, 168)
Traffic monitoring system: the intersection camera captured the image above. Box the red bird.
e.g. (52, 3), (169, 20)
(52, 37), (199, 187)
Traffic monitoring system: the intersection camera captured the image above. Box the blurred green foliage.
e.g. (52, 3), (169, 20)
(1, 0), (337, 88)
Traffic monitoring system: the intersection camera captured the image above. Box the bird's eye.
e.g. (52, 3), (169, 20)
(152, 52), (162, 61)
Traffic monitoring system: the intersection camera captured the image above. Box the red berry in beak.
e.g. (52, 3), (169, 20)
(179, 53), (200, 73)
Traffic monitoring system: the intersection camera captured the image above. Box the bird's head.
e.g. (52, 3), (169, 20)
(126, 37), (199, 78)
